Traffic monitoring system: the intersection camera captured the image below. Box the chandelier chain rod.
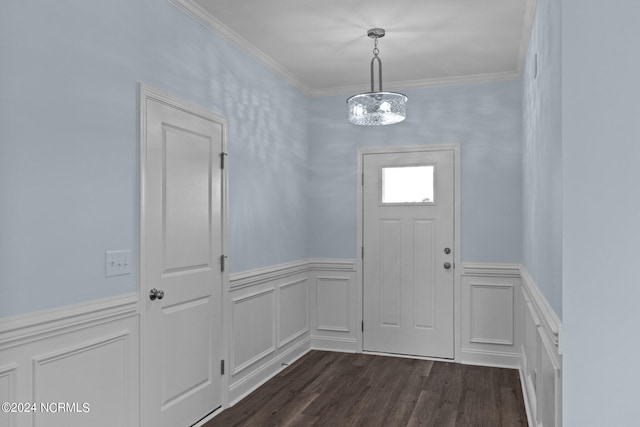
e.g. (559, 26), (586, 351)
(370, 35), (383, 92)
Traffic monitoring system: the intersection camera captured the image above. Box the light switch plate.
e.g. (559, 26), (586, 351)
(105, 250), (131, 277)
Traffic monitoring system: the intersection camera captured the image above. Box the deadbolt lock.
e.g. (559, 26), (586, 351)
(444, 247), (451, 255)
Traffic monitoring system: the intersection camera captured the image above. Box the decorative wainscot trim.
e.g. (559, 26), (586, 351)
(0, 294), (140, 427)
(225, 258), (358, 405)
(459, 263), (523, 368)
(519, 267), (562, 427)
(227, 261), (311, 405)
(308, 259), (358, 353)
(460, 263), (563, 427)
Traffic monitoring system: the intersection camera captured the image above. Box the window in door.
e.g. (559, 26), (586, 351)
(381, 165), (435, 204)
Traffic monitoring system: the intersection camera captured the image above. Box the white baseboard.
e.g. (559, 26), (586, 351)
(192, 406), (225, 427)
(310, 335), (358, 353)
(227, 337), (311, 405)
(518, 360), (536, 427)
(458, 349), (521, 369)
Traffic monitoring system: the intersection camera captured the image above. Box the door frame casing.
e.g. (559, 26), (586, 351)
(356, 144), (461, 360)
(138, 83), (230, 424)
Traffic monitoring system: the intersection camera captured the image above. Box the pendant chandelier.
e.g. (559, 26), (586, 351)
(347, 28), (408, 126)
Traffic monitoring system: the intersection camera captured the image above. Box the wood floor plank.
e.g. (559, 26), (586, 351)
(411, 362), (463, 427)
(302, 367), (369, 418)
(498, 368), (528, 427)
(350, 359), (409, 426)
(382, 360), (429, 426)
(203, 351), (528, 427)
(455, 365), (501, 426)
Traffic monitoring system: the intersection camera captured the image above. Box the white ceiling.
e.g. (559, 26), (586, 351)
(172, 0), (536, 96)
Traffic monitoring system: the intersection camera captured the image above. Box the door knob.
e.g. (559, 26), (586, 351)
(149, 288), (165, 301)
(443, 262), (452, 270)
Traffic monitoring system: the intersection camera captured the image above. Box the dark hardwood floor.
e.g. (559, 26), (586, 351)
(204, 350), (528, 427)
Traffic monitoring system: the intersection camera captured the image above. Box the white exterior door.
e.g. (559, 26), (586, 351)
(362, 149), (455, 359)
(140, 86), (225, 427)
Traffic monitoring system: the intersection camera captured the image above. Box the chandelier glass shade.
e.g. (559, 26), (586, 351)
(347, 28), (407, 126)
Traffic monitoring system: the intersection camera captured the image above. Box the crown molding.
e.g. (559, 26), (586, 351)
(309, 71), (521, 97)
(516, 0), (538, 76)
(170, 0), (530, 98)
(169, 0), (314, 96)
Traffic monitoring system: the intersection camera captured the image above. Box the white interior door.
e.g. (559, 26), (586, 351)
(140, 86), (225, 427)
(362, 149), (455, 358)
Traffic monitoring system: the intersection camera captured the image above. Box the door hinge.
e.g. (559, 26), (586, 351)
(220, 152), (228, 169)
(221, 360), (225, 375)
(220, 255), (227, 272)
(361, 172), (364, 186)
(361, 320), (364, 332)
(361, 246), (364, 259)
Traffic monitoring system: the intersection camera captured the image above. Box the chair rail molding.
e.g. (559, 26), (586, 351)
(519, 267), (562, 350)
(462, 263), (522, 278)
(0, 293), (139, 350)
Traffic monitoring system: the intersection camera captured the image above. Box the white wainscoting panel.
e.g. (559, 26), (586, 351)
(460, 264), (522, 368)
(0, 365), (16, 427)
(231, 288), (276, 376)
(315, 277), (350, 332)
(309, 260), (357, 353)
(227, 262), (311, 405)
(538, 328), (561, 427)
(522, 292), (540, 417)
(225, 258), (357, 405)
(33, 332), (132, 427)
(0, 294), (139, 427)
(278, 278), (309, 348)
(520, 268), (562, 427)
(469, 283), (514, 345)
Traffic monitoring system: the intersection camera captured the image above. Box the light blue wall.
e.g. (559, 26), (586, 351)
(563, 1), (640, 425)
(522, 0), (562, 318)
(0, 0), (526, 320)
(0, 0), (309, 317)
(308, 81), (523, 263)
